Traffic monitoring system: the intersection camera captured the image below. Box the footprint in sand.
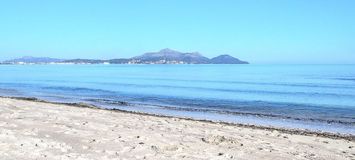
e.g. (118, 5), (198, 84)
(163, 145), (181, 152)
(201, 135), (239, 145)
(23, 128), (39, 136)
(150, 145), (159, 152)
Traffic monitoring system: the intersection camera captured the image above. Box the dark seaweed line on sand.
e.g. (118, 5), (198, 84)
(1, 96), (354, 142)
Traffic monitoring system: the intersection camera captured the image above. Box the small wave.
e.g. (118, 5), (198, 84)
(73, 82), (355, 98)
(334, 78), (355, 82)
(29, 77), (355, 89)
(108, 77), (355, 89)
(41, 86), (117, 95)
(86, 98), (129, 105)
(0, 88), (23, 95)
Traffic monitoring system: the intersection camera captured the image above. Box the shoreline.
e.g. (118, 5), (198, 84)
(1, 96), (354, 159)
(3, 96), (354, 142)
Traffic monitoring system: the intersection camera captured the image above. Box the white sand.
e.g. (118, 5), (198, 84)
(0, 97), (354, 160)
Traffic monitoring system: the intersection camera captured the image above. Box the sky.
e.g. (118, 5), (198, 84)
(0, 0), (354, 64)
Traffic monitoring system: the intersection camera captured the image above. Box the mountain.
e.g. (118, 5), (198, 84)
(3, 56), (64, 64)
(132, 48), (210, 64)
(1, 49), (249, 64)
(210, 55), (249, 64)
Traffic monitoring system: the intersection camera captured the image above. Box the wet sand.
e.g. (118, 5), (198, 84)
(0, 97), (354, 160)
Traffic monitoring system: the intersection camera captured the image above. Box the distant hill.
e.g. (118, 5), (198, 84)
(2, 49), (249, 64)
(108, 59), (130, 64)
(210, 55), (249, 64)
(63, 59), (105, 64)
(4, 56), (64, 64)
(132, 48), (210, 64)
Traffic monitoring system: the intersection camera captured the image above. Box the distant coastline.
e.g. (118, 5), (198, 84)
(0, 48), (249, 65)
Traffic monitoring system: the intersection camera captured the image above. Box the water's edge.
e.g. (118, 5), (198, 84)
(2, 96), (354, 141)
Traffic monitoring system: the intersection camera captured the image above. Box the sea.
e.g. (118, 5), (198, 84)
(0, 64), (354, 134)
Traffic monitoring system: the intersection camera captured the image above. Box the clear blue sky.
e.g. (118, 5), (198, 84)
(0, 0), (354, 64)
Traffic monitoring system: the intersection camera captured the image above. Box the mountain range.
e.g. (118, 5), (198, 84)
(3, 56), (63, 64)
(1, 49), (248, 64)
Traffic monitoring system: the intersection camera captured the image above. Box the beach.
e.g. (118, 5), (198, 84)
(0, 97), (354, 160)
(1, 64), (355, 135)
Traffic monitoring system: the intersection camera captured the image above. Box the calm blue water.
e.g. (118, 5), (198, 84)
(0, 64), (354, 134)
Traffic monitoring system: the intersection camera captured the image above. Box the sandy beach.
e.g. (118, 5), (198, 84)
(0, 97), (354, 160)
